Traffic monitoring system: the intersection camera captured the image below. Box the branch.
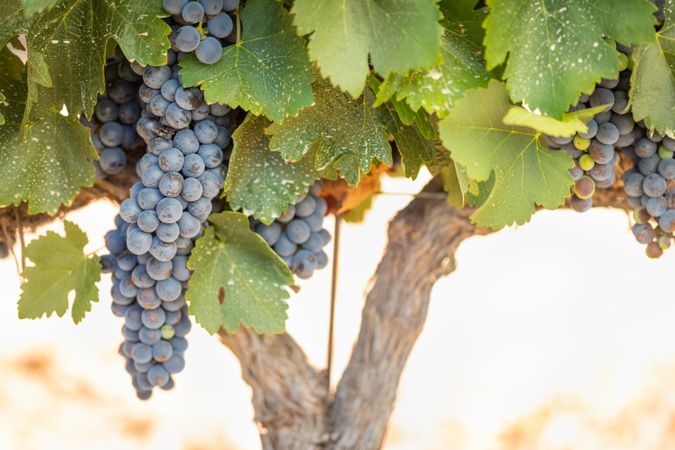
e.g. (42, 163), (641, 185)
(218, 328), (327, 450)
(326, 179), (489, 448)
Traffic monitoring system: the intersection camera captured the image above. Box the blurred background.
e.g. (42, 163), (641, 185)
(1, 172), (674, 450)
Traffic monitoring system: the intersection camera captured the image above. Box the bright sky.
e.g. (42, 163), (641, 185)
(1, 172), (674, 450)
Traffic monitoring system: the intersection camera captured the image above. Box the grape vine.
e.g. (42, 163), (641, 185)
(3, 0), (673, 405)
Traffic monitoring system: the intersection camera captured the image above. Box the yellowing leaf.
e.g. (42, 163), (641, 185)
(502, 104), (609, 137)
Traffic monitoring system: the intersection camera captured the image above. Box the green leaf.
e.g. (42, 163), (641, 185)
(484, 0), (657, 117)
(180, 0), (313, 123)
(376, 101), (434, 179)
(292, 0), (443, 97)
(0, 0), (33, 48)
(630, 0), (675, 136)
(27, 0), (170, 117)
(226, 114), (320, 224)
(388, 97), (436, 139)
(21, 0), (59, 15)
(0, 47), (96, 214)
(18, 221), (101, 323)
(376, 0), (490, 117)
(186, 212), (293, 334)
(266, 77), (392, 186)
(502, 104), (609, 137)
(438, 81), (574, 229)
(428, 144), (472, 208)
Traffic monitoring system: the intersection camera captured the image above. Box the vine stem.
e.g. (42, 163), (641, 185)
(235, 6), (242, 43)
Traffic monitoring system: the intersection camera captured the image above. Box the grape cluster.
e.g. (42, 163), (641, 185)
(545, 71), (633, 212)
(162, 0), (239, 65)
(255, 186), (331, 279)
(102, 56), (231, 398)
(623, 134), (675, 258)
(88, 52), (143, 179)
(102, 216), (191, 399)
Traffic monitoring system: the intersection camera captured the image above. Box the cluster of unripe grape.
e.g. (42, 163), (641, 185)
(545, 60), (674, 257)
(163, 0), (240, 65)
(545, 70), (631, 212)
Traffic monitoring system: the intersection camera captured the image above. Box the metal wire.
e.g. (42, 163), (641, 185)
(326, 214), (342, 393)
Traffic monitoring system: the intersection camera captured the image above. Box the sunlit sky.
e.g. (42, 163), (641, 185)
(1, 172), (674, 450)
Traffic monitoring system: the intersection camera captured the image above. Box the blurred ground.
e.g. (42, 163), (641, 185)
(0, 173), (674, 450)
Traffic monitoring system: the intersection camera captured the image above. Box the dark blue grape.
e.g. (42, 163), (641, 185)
(181, 1), (204, 23)
(95, 98), (119, 122)
(159, 148), (185, 172)
(150, 237), (177, 262)
(194, 120), (218, 143)
(165, 103), (192, 129)
(100, 122), (124, 147)
(207, 12), (233, 38)
(156, 222), (181, 243)
(181, 177), (203, 201)
(141, 165), (164, 188)
(643, 173), (667, 197)
(99, 147), (126, 174)
(174, 129), (200, 154)
(163, 0), (188, 15)
(143, 66), (172, 90)
(175, 87), (204, 111)
(173, 26), (201, 53)
(195, 37), (223, 64)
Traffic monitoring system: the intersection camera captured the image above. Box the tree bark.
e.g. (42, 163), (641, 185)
(218, 329), (328, 450)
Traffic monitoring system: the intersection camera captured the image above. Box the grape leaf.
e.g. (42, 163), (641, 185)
(180, 0), (313, 123)
(484, 0), (657, 118)
(22, 0), (59, 15)
(376, 102), (434, 179)
(438, 81), (574, 229)
(18, 221), (101, 324)
(292, 0), (443, 97)
(186, 212), (293, 334)
(427, 144), (476, 208)
(27, 0), (170, 117)
(266, 78), (392, 186)
(388, 96), (436, 140)
(502, 104), (609, 137)
(376, 0), (490, 117)
(0, 47), (96, 214)
(630, 0), (675, 136)
(0, 1), (33, 48)
(226, 114), (320, 224)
